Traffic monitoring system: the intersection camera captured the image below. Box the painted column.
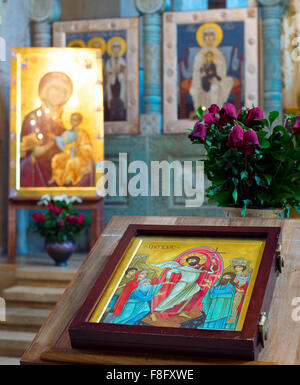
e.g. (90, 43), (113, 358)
(26, 0), (61, 47)
(226, 0), (248, 7)
(258, 0), (289, 116)
(173, 0), (208, 11)
(135, 0), (170, 135)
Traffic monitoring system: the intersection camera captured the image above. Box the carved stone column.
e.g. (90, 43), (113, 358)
(135, 0), (170, 135)
(258, 0), (290, 116)
(26, 0), (61, 47)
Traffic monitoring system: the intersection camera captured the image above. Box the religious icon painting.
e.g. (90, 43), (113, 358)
(69, 224), (282, 360)
(163, 7), (259, 133)
(53, 18), (139, 135)
(9, 47), (104, 197)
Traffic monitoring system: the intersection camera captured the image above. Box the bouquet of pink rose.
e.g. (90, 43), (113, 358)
(31, 195), (90, 242)
(188, 103), (300, 216)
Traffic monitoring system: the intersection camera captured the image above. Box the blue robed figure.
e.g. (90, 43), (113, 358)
(202, 272), (236, 330)
(110, 279), (162, 325)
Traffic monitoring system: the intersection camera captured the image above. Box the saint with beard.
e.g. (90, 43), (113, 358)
(202, 272), (236, 330)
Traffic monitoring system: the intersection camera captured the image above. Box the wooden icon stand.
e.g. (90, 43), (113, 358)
(8, 196), (104, 264)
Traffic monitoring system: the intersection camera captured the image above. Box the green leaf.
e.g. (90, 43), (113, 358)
(264, 174), (272, 185)
(232, 177), (239, 186)
(256, 118), (270, 128)
(271, 152), (286, 162)
(241, 199), (252, 217)
(255, 175), (264, 186)
(232, 188), (238, 203)
(197, 106), (204, 120)
(241, 206), (247, 217)
(212, 177), (228, 187)
(260, 139), (271, 149)
(272, 125), (291, 141)
(269, 111), (280, 126)
(240, 170), (248, 180)
(207, 190), (232, 205)
(257, 192), (268, 205)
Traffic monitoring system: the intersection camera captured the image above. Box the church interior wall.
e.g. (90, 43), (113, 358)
(0, 0), (294, 255)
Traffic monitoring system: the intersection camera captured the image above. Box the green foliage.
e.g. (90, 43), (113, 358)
(197, 106), (204, 120)
(192, 109), (300, 214)
(30, 195), (90, 242)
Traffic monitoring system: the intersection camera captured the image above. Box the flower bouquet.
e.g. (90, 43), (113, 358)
(31, 195), (90, 266)
(188, 103), (300, 216)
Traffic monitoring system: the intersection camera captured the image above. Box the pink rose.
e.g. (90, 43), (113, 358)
(243, 107), (264, 128)
(243, 130), (260, 155)
(32, 213), (45, 223)
(58, 219), (65, 227)
(219, 103), (237, 126)
(54, 208), (64, 216)
(227, 125), (244, 148)
(285, 116), (300, 135)
(208, 104), (220, 114)
(48, 203), (55, 212)
(66, 214), (77, 223)
(188, 121), (206, 143)
(203, 113), (215, 126)
(78, 214), (85, 225)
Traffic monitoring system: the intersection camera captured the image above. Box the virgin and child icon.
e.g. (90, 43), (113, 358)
(99, 246), (253, 331)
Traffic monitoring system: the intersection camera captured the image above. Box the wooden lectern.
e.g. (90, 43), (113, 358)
(21, 216), (300, 365)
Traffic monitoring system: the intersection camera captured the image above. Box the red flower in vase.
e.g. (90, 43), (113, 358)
(243, 107), (264, 128)
(219, 103), (237, 126)
(285, 116), (300, 135)
(243, 130), (260, 155)
(227, 125), (244, 149)
(188, 120), (207, 143)
(32, 213), (45, 223)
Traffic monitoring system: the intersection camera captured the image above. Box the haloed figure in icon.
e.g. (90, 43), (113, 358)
(105, 39), (127, 121)
(20, 72), (73, 187)
(189, 23), (234, 113)
(50, 112), (94, 187)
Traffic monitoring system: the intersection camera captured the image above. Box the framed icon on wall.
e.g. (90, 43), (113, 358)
(53, 18), (139, 135)
(9, 47), (104, 197)
(163, 7), (259, 133)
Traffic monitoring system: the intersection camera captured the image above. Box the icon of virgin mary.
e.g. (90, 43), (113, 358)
(189, 23), (234, 111)
(20, 71), (73, 187)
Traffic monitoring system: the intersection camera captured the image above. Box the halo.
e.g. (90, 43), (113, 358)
(67, 39), (86, 48)
(38, 72), (73, 104)
(87, 37), (107, 54)
(196, 23), (223, 48)
(107, 36), (127, 56)
(180, 253), (207, 266)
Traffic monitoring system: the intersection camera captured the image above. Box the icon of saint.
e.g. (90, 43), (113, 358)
(189, 23), (234, 113)
(105, 37), (127, 121)
(50, 113), (94, 186)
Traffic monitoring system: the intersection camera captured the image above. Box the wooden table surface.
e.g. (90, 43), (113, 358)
(21, 216), (300, 365)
